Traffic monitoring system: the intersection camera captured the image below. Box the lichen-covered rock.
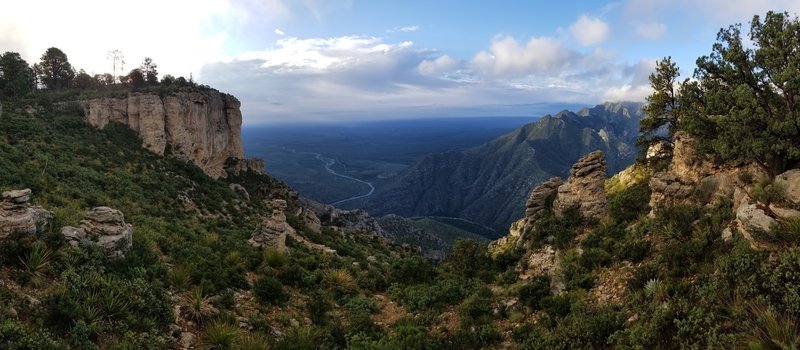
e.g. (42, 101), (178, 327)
(82, 91), (255, 179)
(553, 151), (607, 220)
(62, 206), (133, 257)
(249, 199), (293, 251)
(0, 189), (52, 238)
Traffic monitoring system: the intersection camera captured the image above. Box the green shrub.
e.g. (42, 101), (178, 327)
(608, 181), (651, 222)
(518, 275), (551, 310)
(458, 286), (494, 326)
(580, 248), (612, 269)
(263, 249), (289, 268)
(0, 320), (63, 350)
(203, 322), (239, 350)
(389, 256), (435, 286)
(253, 275), (289, 306)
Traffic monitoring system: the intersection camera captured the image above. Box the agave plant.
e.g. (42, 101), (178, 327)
(19, 242), (54, 286)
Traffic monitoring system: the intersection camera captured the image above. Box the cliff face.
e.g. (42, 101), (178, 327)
(82, 90), (253, 178)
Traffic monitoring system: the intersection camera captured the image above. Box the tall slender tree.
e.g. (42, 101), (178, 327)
(639, 56), (681, 150)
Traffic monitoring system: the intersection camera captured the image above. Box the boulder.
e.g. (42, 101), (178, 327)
(249, 199), (293, 251)
(0, 189), (52, 238)
(775, 169), (800, 207)
(736, 203), (776, 233)
(62, 206), (133, 257)
(553, 151), (608, 220)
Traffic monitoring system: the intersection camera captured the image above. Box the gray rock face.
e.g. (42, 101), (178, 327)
(62, 206), (133, 257)
(553, 151), (608, 220)
(249, 199), (293, 251)
(0, 189), (52, 238)
(82, 91), (254, 179)
(775, 169), (800, 207)
(524, 177), (564, 223)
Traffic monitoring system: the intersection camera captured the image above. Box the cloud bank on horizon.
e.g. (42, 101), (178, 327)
(2, 0), (799, 123)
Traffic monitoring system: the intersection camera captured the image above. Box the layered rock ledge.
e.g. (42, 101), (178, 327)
(81, 90), (263, 178)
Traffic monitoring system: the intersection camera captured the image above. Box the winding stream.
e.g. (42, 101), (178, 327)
(309, 153), (375, 205)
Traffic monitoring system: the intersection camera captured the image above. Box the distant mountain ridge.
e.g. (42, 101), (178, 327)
(360, 102), (644, 232)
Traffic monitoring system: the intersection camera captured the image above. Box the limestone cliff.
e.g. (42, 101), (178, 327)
(82, 90), (262, 178)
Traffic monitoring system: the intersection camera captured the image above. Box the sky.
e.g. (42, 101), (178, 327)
(2, 0), (799, 124)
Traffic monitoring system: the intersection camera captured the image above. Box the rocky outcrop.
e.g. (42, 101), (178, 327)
(249, 199), (293, 251)
(302, 198), (385, 235)
(0, 189), (52, 238)
(553, 151), (608, 220)
(82, 90), (261, 179)
(524, 177), (564, 224)
(775, 169), (800, 207)
(62, 207), (133, 257)
(491, 152), (608, 254)
(225, 158), (266, 177)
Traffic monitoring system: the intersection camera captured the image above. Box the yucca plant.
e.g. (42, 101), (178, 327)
(236, 332), (272, 350)
(745, 302), (800, 350)
(323, 268), (358, 297)
(168, 265), (191, 290)
(184, 287), (212, 324)
(202, 321), (239, 350)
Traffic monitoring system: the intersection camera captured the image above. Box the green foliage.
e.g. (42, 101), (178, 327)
(253, 276), (289, 306)
(262, 249), (289, 268)
(608, 181), (651, 222)
(762, 248), (800, 314)
(389, 256), (435, 285)
(43, 265), (172, 338)
(458, 286), (494, 326)
(203, 322), (239, 350)
(443, 239), (493, 280)
(529, 207), (583, 250)
(0, 51), (36, 99)
(34, 47), (75, 90)
(389, 276), (478, 312)
(680, 11), (800, 175)
(744, 303), (800, 350)
(0, 319), (64, 350)
(640, 56), (681, 151)
(518, 275), (551, 310)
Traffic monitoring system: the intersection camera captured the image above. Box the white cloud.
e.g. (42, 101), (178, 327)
(231, 36), (414, 73)
(418, 55), (458, 76)
(569, 15), (610, 46)
(635, 21), (666, 39)
(470, 35), (575, 78)
(399, 25), (419, 32)
(603, 84), (652, 102)
(275, 28), (285, 35)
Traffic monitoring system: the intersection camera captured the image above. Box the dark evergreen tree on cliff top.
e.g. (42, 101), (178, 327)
(0, 51), (35, 99)
(679, 11), (800, 175)
(33, 47), (75, 90)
